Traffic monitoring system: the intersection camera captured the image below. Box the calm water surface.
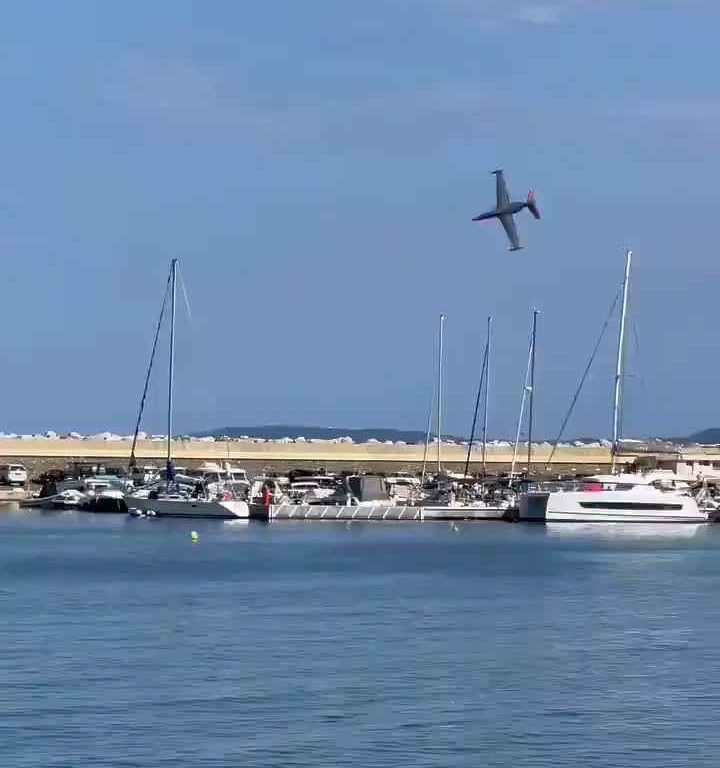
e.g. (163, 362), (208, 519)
(1, 510), (720, 767)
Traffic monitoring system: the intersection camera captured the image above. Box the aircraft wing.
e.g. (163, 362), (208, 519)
(494, 170), (510, 209)
(499, 213), (521, 250)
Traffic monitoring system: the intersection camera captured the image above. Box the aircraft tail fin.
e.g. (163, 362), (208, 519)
(527, 190), (541, 219)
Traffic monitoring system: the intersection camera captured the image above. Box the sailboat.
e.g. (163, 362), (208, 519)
(420, 314), (514, 520)
(518, 250), (707, 523)
(124, 260), (249, 519)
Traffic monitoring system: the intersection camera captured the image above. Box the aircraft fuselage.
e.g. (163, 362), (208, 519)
(472, 200), (527, 221)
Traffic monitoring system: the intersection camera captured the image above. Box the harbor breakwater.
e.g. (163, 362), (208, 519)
(0, 437), (649, 477)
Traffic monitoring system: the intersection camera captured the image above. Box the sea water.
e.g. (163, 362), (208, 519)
(1, 511), (720, 767)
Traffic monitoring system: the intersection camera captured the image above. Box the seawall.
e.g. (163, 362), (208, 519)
(0, 438), (620, 476)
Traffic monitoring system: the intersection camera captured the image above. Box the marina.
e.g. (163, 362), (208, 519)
(6, 249), (720, 527)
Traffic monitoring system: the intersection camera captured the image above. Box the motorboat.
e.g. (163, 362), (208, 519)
(323, 475), (397, 507)
(519, 474), (709, 523)
(385, 475), (423, 504)
(22, 474), (129, 511)
(286, 476), (339, 504)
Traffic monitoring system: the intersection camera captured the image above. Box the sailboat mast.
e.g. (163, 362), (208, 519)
(436, 313), (445, 475)
(510, 311), (534, 480)
(611, 250), (632, 473)
(167, 258), (178, 474)
(481, 316), (492, 475)
(463, 321), (489, 480)
(527, 309), (538, 471)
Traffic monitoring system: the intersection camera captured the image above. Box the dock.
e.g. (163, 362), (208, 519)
(250, 503), (510, 522)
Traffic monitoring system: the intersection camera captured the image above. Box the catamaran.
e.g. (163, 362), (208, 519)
(519, 250), (708, 524)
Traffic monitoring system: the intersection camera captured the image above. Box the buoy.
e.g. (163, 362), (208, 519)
(190, 530), (199, 542)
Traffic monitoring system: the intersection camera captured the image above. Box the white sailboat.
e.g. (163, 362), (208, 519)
(420, 314), (514, 520)
(519, 250), (707, 524)
(125, 260), (249, 520)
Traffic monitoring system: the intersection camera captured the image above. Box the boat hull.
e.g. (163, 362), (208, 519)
(520, 491), (708, 523)
(126, 496), (249, 519)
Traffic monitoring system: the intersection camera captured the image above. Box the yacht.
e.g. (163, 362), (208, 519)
(123, 260), (249, 520)
(287, 475), (338, 504)
(519, 250), (709, 525)
(519, 474), (708, 523)
(126, 493), (249, 519)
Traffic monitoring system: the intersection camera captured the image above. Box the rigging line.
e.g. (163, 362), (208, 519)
(177, 262), (193, 324)
(129, 269), (172, 469)
(631, 319), (648, 400)
(620, 320), (646, 440)
(547, 288), (622, 467)
(463, 341), (489, 480)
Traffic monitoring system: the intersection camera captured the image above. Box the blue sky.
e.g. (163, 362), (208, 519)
(0, 1), (717, 438)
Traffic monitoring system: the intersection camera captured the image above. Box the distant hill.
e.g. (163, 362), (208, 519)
(682, 428), (720, 445)
(195, 425), (465, 443)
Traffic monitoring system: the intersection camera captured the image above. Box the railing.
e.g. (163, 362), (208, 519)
(524, 480), (588, 493)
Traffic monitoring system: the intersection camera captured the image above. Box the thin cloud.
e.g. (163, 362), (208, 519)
(442, 0), (709, 27)
(620, 97), (720, 125)
(512, 4), (567, 25)
(102, 54), (219, 112)
(98, 54), (273, 135)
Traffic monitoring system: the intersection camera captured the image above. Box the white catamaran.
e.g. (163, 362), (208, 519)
(519, 250), (708, 524)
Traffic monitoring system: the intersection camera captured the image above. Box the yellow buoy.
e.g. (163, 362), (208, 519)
(190, 530), (199, 542)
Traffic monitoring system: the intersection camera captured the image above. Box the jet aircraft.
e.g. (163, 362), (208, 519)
(472, 170), (540, 251)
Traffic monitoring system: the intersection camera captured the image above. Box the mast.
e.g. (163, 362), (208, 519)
(436, 313), (445, 475)
(510, 311), (535, 480)
(611, 250), (632, 473)
(527, 309), (538, 472)
(420, 368), (436, 485)
(167, 258), (178, 480)
(481, 316), (492, 475)
(463, 321), (489, 480)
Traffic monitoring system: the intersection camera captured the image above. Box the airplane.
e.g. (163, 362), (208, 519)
(472, 170), (540, 251)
